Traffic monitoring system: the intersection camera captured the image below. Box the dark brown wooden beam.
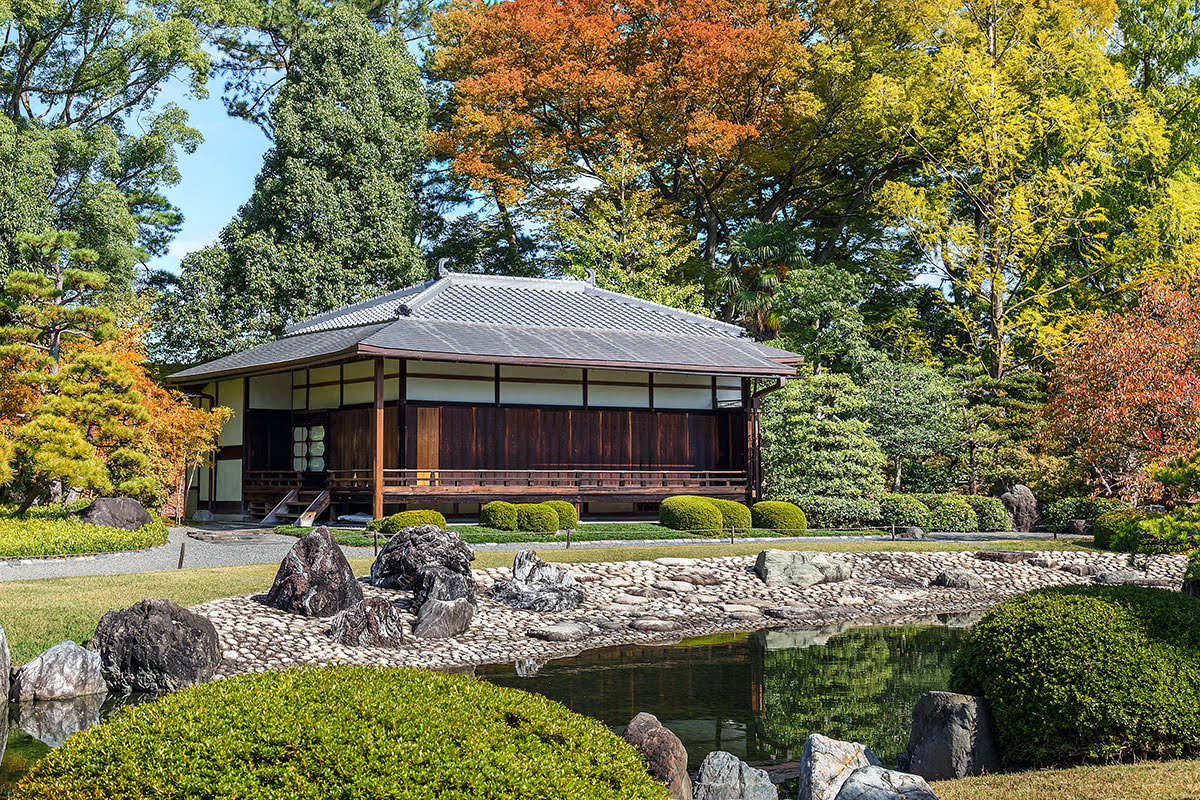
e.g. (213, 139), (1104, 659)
(373, 357), (384, 519)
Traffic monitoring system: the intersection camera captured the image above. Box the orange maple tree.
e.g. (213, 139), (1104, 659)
(1045, 281), (1200, 501)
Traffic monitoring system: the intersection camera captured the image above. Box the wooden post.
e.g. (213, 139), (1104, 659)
(373, 357), (384, 520)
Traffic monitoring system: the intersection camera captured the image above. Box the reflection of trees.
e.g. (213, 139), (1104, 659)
(754, 625), (965, 765)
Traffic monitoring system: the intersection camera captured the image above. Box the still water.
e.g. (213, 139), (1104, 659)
(2, 619), (971, 792)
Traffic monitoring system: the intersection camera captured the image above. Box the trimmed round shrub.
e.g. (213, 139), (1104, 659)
(914, 494), (979, 532)
(1043, 497), (1130, 531)
(876, 494), (932, 529)
(366, 509), (447, 535)
(709, 498), (753, 532)
(480, 501), (518, 531)
(1094, 509), (1152, 550)
(950, 586), (1200, 766)
(793, 496), (881, 529)
(659, 495), (723, 532)
(962, 495), (1012, 532)
(516, 502), (560, 533)
(15, 666), (669, 799)
(544, 500), (578, 530)
(750, 501), (807, 533)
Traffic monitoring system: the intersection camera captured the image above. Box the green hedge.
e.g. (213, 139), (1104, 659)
(877, 494), (932, 529)
(659, 495), (723, 531)
(0, 508), (168, 558)
(962, 495), (1012, 532)
(366, 509), (447, 535)
(793, 496), (881, 529)
(480, 501), (518, 531)
(544, 500), (578, 530)
(515, 502), (560, 533)
(950, 586), (1200, 766)
(15, 666), (670, 800)
(1094, 509), (1150, 550)
(709, 498), (752, 532)
(914, 494), (979, 532)
(750, 501), (806, 532)
(1129, 511), (1200, 555)
(1043, 497), (1130, 531)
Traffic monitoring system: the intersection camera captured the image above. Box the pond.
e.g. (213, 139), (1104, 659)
(2, 617), (973, 793)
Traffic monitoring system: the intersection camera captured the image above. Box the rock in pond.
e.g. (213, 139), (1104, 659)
(266, 526), (363, 617)
(10, 641), (105, 702)
(370, 525), (476, 605)
(693, 750), (777, 800)
(755, 550), (850, 587)
(90, 598), (221, 693)
(798, 733), (883, 800)
(622, 712), (692, 800)
(328, 597), (409, 648)
(413, 596), (473, 638)
(834, 766), (937, 800)
(491, 550), (585, 612)
(69, 497), (154, 531)
(929, 569), (984, 590)
(13, 693), (104, 748)
(898, 691), (1000, 780)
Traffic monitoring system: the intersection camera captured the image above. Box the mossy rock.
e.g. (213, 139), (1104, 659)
(750, 501), (807, 532)
(658, 495), (722, 532)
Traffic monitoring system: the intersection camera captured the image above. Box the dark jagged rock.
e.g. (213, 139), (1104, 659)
(328, 597), (409, 648)
(693, 750), (777, 800)
(370, 525), (476, 605)
(896, 527), (926, 541)
(999, 484), (1038, 532)
(10, 641), (105, 702)
(1067, 518), (1092, 536)
(930, 569), (984, 589)
(69, 497), (154, 531)
(266, 527), (363, 617)
(13, 693), (104, 748)
(491, 550), (585, 612)
(90, 598), (220, 693)
(412, 597), (473, 638)
(898, 691), (1000, 780)
(622, 712), (692, 800)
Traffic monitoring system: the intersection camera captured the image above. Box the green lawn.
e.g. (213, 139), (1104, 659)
(933, 758), (1200, 800)
(0, 537), (1084, 664)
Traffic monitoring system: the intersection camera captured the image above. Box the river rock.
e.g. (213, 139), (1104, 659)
(631, 618), (682, 632)
(930, 569), (984, 589)
(622, 712), (692, 800)
(693, 750), (777, 800)
(371, 525), (476, 605)
(90, 598), (221, 693)
(755, 550), (850, 587)
(528, 621), (592, 642)
(999, 484), (1038, 532)
(491, 550), (585, 612)
(973, 550), (1029, 564)
(69, 497), (154, 531)
(1061, 562), (1100, 577)
(13, 693), (105, 748)
(1067, 518), (1092, 536)
(266, 527), (363, 617)
(10, 641), (105, 702)
(897, 691), (1000, 780)
(412, 596), (473, 638)
(798, 733), (883, 800)
(328, 597), (409, 648)
(1094, 570), (1145, 585)
(833, 766), (937, 800)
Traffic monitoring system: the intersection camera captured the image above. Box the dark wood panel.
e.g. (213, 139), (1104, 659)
(243, 410), (291, 470)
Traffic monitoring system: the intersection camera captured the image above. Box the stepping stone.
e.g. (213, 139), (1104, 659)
(721, 604), (761, 614)
(613, 593), (650, 605)
(631, 618), (682, 632)
(687, 594), (723, 605)
(528, 622), (593, 642)
(1060, 563), (1100, 577)
(655, 558), (699, 567)
(671, 571), (723, 586)
(974, 551), (1031, 564)
(652, 580), (696, 593)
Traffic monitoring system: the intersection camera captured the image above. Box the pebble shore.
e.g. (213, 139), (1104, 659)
(194, 549), (1185, 677)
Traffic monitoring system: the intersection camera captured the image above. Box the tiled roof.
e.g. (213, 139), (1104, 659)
(170, 323), (390, 380)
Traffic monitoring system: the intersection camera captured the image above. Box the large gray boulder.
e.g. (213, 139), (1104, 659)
(90, 598), (221, 693)
(798, 734), (883, 800)
(13, 693), (104, 747)
(930, 569), (984, 590)
(898, 691), (1000, 780)
(755, 550), (850, 587)
(999, 484), (1038, 532)
(370, 525), (476, 606)
(69, 497), (154, 531)
(622, 712), (692, 800)
(833, 766), (937, 800)
(693, 750), (777, 800)
(266, 527), (363, 617)
(412, 596), (474, 638)
(328, 597), (409, 648)
(10, 641), (105, 702)
(491, 550), (586, 612)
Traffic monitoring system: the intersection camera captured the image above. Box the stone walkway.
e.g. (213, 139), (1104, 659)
(196, 549), (1184, 676)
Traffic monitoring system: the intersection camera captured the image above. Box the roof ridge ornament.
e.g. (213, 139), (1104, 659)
(584, 267), (596, 286)
(437, 258), (452, 279)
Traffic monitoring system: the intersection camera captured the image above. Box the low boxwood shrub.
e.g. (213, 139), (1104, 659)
(15, 666), (669, 800)
(1043, 497), (1130, 531)
(659, 495), (723, 532)
(366, 509), (447, 535)
(0, 507), (168, 558)
(793, 496), (881, 529)
(962, 495), (1012, 532)
(950, 586), (1200, 766)
(516, 502), (560, 533)
(709, 498), (753, 532)
(543, 500), (578, 530)
(913, 494), (979, 532)
(1094, 509), (1153, 550)
(877, 494), (932, 529)
(1129, 510), (1200, 555)
(750, 501), (807, 532)
(480, 501), (518, 531)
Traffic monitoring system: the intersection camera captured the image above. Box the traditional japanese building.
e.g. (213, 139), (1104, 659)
(169, 269), (800, 524)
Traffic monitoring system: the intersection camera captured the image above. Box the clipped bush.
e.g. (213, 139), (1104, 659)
(876, 494), (932, 529)
(0, 507), (168, 558)
(709, 498), (753, 532)
(543, 500), (578, 530)
(516, 502), (560, 533)
(1129, 510), (1200, 555)
(16, 666), (669, 800)
(962, 495), (1012, 532)
(950, 586), (1200, 766)
(1042, 497), (1130, 531)
(1094, 509), (1152, 551)
(750, 501), (807, 533)
(793, 496), (881, 530)
(914, 494), (979, 532)
(366, 509), (447, 535)
(659, 495), (723, 532)
(480, 501), (518, 531)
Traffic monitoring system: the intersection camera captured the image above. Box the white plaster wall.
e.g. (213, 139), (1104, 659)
(655, 385), (712, 409)
(217, 379), (244, 446)
(215, 458), (242, 501)
(343, 381), (373, 406)
(249, 373), (291, 409)
(408, 377), (493, 403)
(309, 365), (340, 384)
(588, 369), (650, 408)
(343, 360), (373, 380)
(309, 385), (340, 409)
(411, 360), (494, 378)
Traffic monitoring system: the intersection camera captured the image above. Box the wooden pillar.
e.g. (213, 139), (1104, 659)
(373, 357), (384, 519)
